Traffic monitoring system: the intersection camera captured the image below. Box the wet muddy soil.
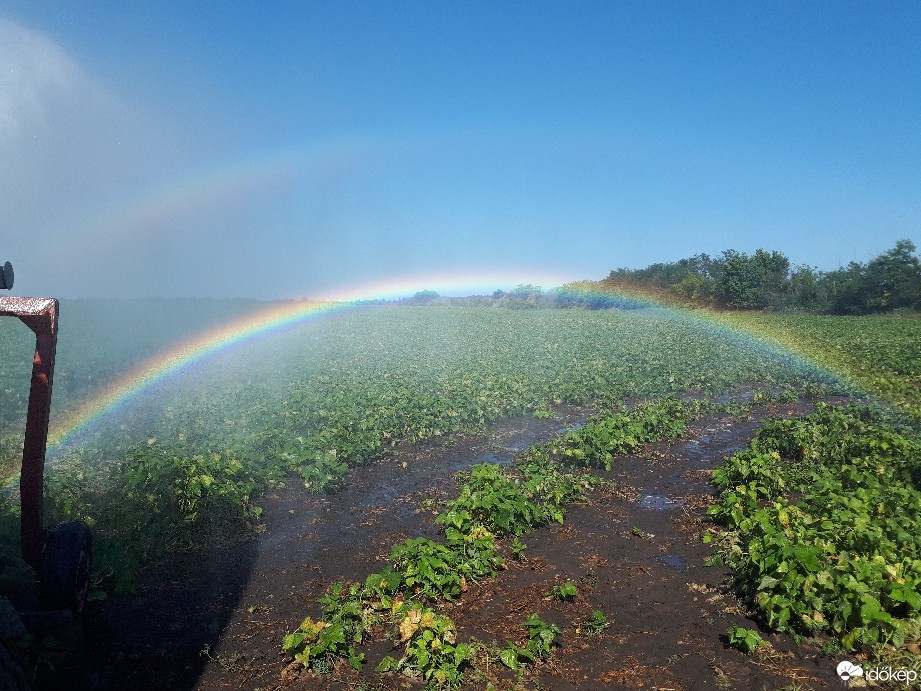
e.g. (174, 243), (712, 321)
(72, 400), (846, 690)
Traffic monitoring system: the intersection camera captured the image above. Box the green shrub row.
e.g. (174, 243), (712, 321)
(543, 397), (715, 470)
(707, 404), (921, 650)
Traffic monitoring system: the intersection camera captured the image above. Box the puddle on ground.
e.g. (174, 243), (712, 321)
(715, 390), (756, 404)
(336, 411), (596, 525)
(676, 421), (759, 469)
(638, 493), (682, 510)
(473, 451), (503, 465)
(556, 422), (584, 435)
(498, 416), (590, 453)
(503, 438), (537, 452)
(444, 451), (505, 475)
(656, 554), (688, 570)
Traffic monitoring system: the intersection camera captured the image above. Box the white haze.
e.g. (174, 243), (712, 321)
(0, 19), (296, 299)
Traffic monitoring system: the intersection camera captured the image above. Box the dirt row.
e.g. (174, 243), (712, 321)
(67, 400), (845, 689)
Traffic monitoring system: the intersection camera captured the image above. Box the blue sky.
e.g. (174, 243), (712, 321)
(1, 1), (919, 298)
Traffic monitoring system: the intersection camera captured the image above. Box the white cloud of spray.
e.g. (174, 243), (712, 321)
(0, 18), (332, 299)
(0, 19), (105, 137)
(0, 18), (587, 300)
(0, 18), (188, 297)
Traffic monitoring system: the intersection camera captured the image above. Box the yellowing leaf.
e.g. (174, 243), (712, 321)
(400, 609), (422, 642)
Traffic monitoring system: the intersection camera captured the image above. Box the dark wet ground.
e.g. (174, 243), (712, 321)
(436, 405), (840, 691)
(70, 407), (593, 689)
(52, 399), (849, 689)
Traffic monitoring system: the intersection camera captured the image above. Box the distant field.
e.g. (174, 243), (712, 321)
(2, 302), (839, 480)
(716, 311), (921, 422)
(5, 304), (919, 485)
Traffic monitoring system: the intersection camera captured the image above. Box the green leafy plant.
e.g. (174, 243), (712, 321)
(726, 625), (766, 653)
(281, 582), (370, 672)
(436, 463), (549, 538)
(362, 566), (404, 612)
(708, 405), (921, 652)
(445, 525), (505, 583)
(117, 445), (262, 541)
(390, 538), (465, 602)
(524, 614), (561, 659)
(551, 581), (578, 601)
(281, 615), (366, 673)
(377, 609), (472, 687)
(544, 398), (701, 470)
(297, 449), (349, 493)
(498, 642), (536, 671)
(499, 613), (561, 669)
(579, 610), (609, 637)
(510, 537), (527, 561)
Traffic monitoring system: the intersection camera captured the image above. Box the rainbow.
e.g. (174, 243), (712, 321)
(22, 143), (855, 460)
(47, 137), (368, 264)
(44, 273), (860, 459)
(46, 271), (583, 453)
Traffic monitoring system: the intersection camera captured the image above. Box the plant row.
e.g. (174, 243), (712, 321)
(281, 397), (711, 687)
(707, 403), (921, 651)
(538, 396), (720, 470)
(281, 457), (593, 687)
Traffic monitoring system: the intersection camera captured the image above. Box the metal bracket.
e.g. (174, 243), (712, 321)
(0, 297), (59, 569)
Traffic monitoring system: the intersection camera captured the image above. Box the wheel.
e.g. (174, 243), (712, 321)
(40, 520), (92, 614)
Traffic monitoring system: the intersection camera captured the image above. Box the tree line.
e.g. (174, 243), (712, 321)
(602, 239), (920, 314)
(404, 240), (919, 314)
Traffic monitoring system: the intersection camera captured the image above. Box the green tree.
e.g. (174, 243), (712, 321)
(751, 249), (790, 309)
(510, 284), (543, 308)
(821, 240), (921, 314)
(714, 249), (790, 310)
(412, 290), (440, 303)
(864, 239), (921, 311)
(783, 264), (824, 311)
(715, 251), (760, 309)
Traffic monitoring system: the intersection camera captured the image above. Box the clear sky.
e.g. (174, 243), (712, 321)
(1, 1), (919, 299)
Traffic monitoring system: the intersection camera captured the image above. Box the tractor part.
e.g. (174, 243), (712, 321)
(40, 520), (93, 613)
(0, 296), (59, 570)
(0, 261), (12, 289)
(0, 294), (93, 613)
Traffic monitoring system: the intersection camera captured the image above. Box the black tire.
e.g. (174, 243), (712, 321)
(40, 520), (92, 614)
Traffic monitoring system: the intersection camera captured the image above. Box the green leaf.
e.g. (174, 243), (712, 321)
(377, 655), (399, 673)
(499, 647), (518, 669)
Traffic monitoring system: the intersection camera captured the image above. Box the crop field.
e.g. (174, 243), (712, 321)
(1, 303), (839, 479)
(1, 301), (919, 689)
(717, 312), (921, 423)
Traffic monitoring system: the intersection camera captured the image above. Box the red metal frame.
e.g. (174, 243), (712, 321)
(0, 297), (59, 569)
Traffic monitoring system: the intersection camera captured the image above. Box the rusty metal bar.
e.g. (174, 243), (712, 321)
(0, 297), (59, 569)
